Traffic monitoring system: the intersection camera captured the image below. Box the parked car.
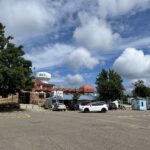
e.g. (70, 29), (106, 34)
(52, 103), (66, 111)
(108, 102), (117, 110)
(68, 103), (79, 110)
(118, 104), (128, 110)
(79, 101), (108, 113)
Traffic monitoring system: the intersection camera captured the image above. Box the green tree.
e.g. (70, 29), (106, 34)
(132, 80), (149, 97)
(0, 23), (33, 97)
(72, 93), (80, 104)
(96, 69), (124, 102)
(96, 69), (108, 101)
(147, 87), (150, 97)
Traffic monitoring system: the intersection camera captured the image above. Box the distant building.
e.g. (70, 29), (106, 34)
(32, 80), (94, 95)
(79, 84), (95, 94)
(19, 71), (95, 104)
(32, 79), (54, 93)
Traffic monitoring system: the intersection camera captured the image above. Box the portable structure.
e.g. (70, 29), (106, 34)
(132, 98), (147, 111)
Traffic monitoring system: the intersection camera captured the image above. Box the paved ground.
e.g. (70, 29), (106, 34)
(0, 110), (150, 150)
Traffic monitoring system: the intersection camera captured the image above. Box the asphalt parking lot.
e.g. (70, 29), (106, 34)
(0, 110), (150, 150)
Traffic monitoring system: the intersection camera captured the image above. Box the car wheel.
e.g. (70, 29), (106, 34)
(84, 108), (89, 113)
(101, 108), (107, 113)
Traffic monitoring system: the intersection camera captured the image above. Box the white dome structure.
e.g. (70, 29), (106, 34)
(36, 72), (51, 83)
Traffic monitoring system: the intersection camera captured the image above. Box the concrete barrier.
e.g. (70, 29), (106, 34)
(20, 104), (46, 111)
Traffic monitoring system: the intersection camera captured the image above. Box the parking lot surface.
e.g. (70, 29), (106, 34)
(0, 110), (150, 150)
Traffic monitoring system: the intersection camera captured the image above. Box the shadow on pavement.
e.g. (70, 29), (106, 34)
(0, 103), (25, 113)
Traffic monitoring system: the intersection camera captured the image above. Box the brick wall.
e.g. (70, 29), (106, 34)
(0, 94), (19, 104)
(30, 92), (45, 105)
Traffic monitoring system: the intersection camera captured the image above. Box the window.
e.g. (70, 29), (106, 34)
(91, 101), (105, 106)
(92, 103), (99, 106)
(141, 101), (144, 107)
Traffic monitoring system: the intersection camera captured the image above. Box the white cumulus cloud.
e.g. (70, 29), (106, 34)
(25, 44), (100, 71)
(1, 0), (150, 48)
(73, 13), (120, 50)
(25, 43), (74, 69)
(65, 74), (84, 87)
(97, 0), (150, 18)
(67, 47), (99, 70)
(113, 48), (150, 78)
(0, 0), (55, 39)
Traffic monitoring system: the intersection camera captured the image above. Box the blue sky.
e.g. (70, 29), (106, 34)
(0, 0), (150, 93)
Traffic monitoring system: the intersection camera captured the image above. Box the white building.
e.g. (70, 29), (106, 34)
(36, 72), (51, 84)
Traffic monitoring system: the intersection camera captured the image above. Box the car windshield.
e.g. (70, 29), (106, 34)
(57, 103), (64, 105)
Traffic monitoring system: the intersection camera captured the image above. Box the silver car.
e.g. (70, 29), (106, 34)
(52, 103), (66, 111)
